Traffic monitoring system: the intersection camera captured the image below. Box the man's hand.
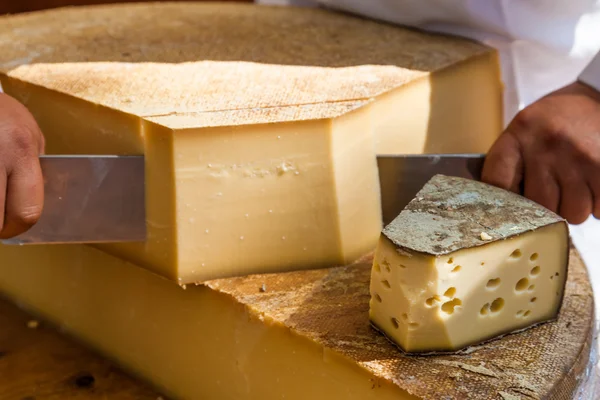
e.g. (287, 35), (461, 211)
(482, 81), (600, 225)
(0, 93), (45, 239)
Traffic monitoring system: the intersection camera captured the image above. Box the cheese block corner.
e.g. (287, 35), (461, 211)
(369, 174), (569, 353)
(0, 3), (504, 283)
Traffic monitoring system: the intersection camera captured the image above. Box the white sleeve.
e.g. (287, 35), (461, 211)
(578, 51), (600, 93)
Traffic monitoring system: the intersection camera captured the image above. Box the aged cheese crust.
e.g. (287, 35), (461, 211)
(382, 174), (568, 255)
(0, 3), (505, 284)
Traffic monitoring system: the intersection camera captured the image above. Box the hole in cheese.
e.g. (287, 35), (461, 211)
(530, 253), (539, 261)
(399, 264), (407, 269)
(451, 265), (462, 273)
(425, 296), (441, 307)
(382, 280), (391, 289)
(480, 303), (491, 316)
(480, 262), (485, 266)
(374, 294), (382, 303)
(443, 287), (456, 298)
(401, 313), (409, 321)
(524, 310), (531, 317)
(486, 278), (501, 289)
(516, 310), (525, 317)
(530, 297), (537, 303)
(447, 257), (454, 264)
(381, 259), (391, 273)
(555, 272), (559, 277)
(530, 266), (541, 276)
(391, 318), (399, 329)
(528, 285), (535, 291)
(374, 263), (381, 273)
(510, 249), (522, 259)
(441, 298), (462, 315)
(515, 278), (529, 292)
(490, 298), (505, 313)
(408, 322), (419, 330)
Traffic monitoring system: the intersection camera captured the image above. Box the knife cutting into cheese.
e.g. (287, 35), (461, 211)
(377, 153), (486, 225)
(0, 153), (485, 245)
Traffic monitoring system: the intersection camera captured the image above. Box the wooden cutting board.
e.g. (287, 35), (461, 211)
(0, 246), (595, 400)
(0, 295), (166, 399)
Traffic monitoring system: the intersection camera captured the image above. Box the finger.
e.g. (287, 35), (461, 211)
(556, 170), (593, 225)
(38, 133), (45, 155)
(0, 158), (44, 239)
(523, 161), (560, 213)
(481, 132), (523, 193)
(589, 177), (600, 219)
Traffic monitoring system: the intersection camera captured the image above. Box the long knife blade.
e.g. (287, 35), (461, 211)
(1, 155), (146, 245)
(377, 154), (486, 225)
(2, 153), (481, 244)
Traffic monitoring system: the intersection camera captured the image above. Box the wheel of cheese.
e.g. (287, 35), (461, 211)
(0, 2), (504, 284)
(0, 244), (594, 399)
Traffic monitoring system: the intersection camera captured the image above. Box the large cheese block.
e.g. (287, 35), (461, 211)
(0, 243), (594, 399)
(370, 175), (569, 353)
(0, 3), (503, 283)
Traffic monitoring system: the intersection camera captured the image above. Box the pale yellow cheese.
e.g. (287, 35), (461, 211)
(0, 244), (417, 400)
(0, 3), (504, 283)
(370, 224), (568, 353)
(166, 105), (381, 280)
(369, 175), (569, 353)
(372, 53), (503, 154)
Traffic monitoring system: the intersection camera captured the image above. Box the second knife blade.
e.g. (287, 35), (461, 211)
(377, 154), (486, 225)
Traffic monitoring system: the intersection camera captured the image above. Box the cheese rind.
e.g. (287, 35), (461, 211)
(0, 3), (503, 283)
(382, 175), (567, 255)
(370, 175), (569, 353)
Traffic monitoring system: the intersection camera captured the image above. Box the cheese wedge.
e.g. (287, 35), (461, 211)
(0, 3), (503, 283)
(0, 242), (593, 399)
(369, 175), (569, 353)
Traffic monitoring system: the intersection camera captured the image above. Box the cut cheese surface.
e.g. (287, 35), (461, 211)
(0, 243), (593, 400)
(0, 3), (503, 283)
(370, 175), (569, 353)
(371, 224), (568, 353)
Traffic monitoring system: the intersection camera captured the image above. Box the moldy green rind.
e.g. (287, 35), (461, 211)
(382, 174), (567, 255)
